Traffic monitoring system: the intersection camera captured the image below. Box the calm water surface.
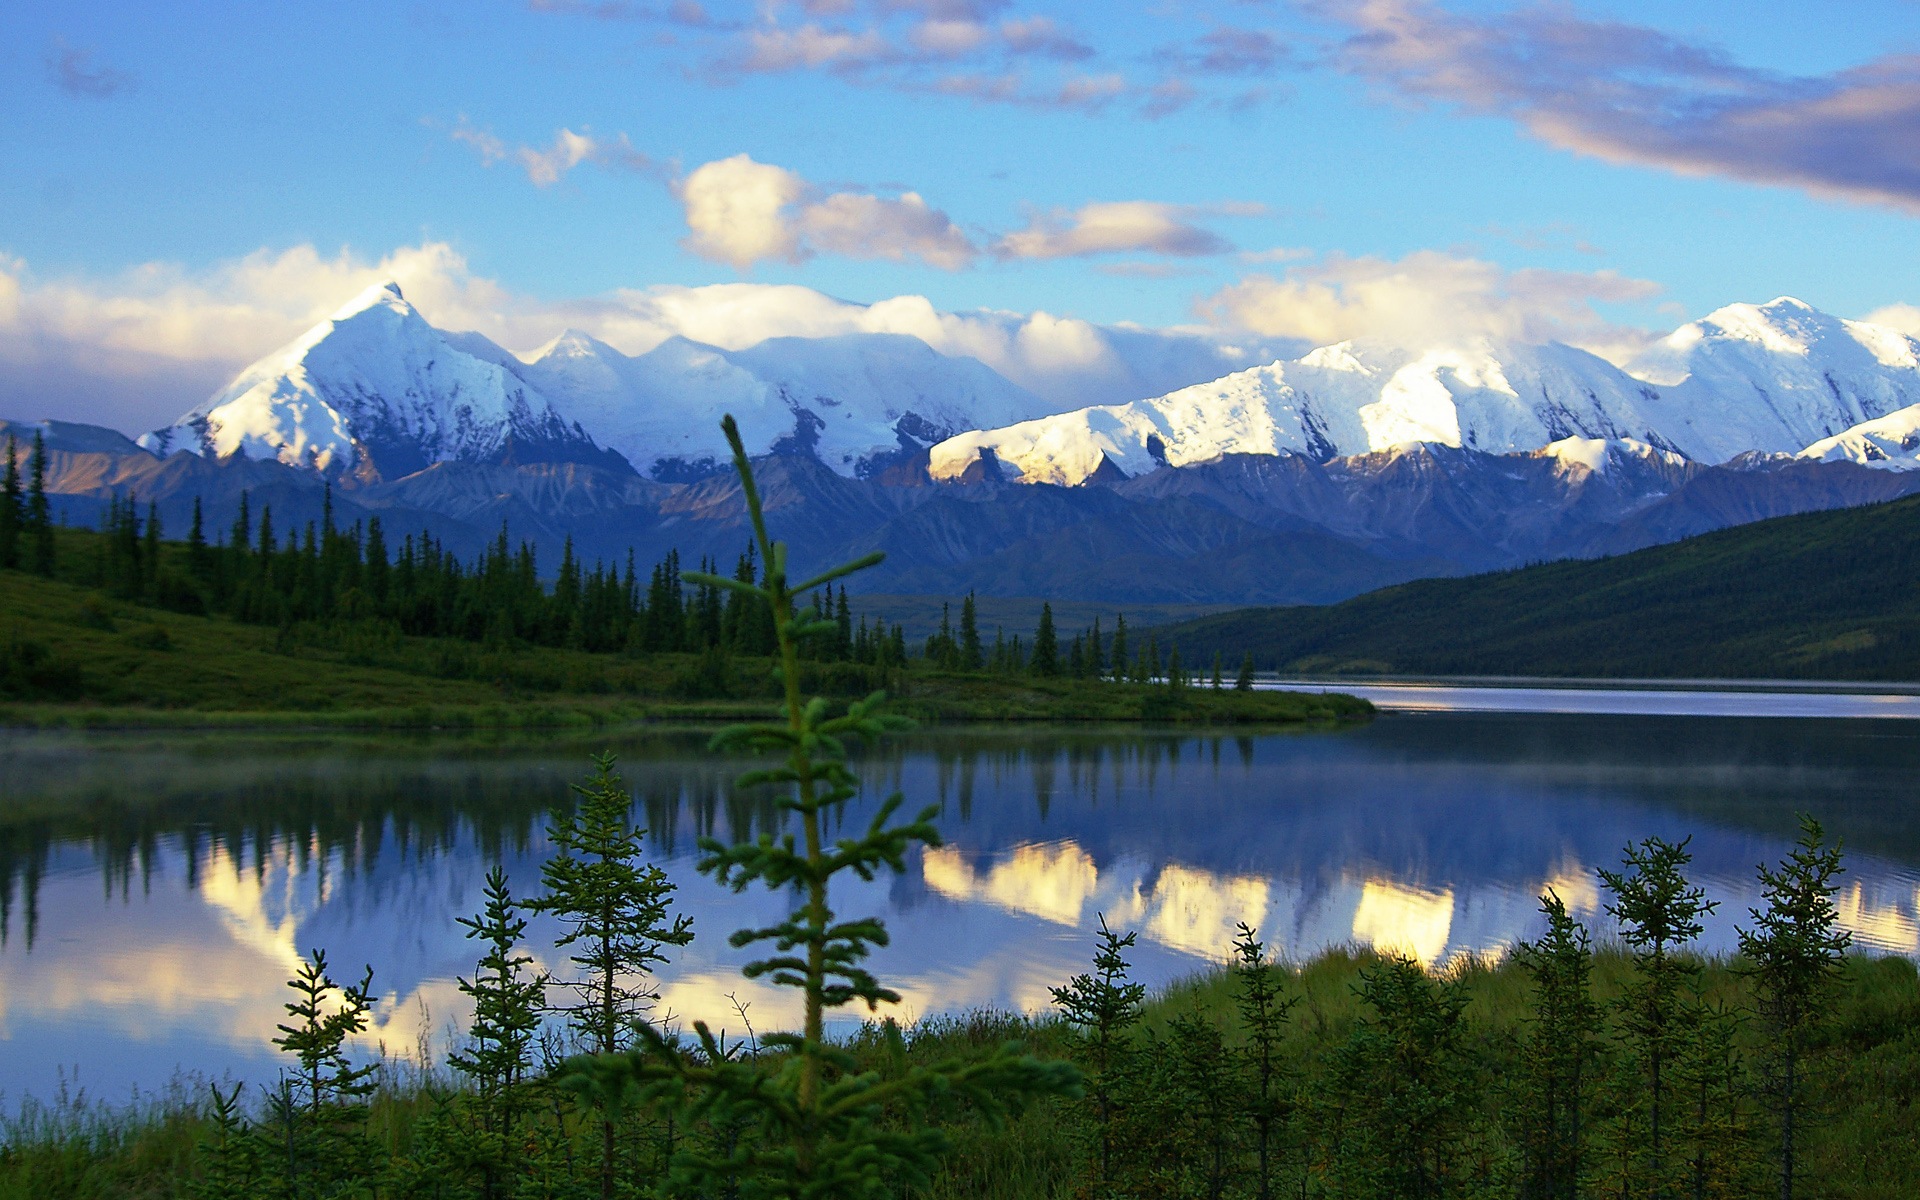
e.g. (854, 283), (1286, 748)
(5, 710), (1920, 1104)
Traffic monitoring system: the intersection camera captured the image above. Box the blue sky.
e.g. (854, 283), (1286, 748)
(5, 0), (1920, 430)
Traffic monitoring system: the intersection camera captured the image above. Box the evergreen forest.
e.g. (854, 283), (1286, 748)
(1157, 492), (1920, 681)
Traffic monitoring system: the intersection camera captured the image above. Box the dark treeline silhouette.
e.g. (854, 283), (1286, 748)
(0, 432), (56, 577)
(70, 488), (1276, 692)
(85, 485), (916, 667)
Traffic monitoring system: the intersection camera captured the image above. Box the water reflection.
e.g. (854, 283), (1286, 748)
(6, 714), (1920, 1102)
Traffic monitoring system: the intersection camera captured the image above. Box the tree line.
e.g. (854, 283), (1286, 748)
(71, 483), (1272, 690)
(917, 595), (1257, 687)
(84, 487), (915, 667)
(0, 432), (56, 576)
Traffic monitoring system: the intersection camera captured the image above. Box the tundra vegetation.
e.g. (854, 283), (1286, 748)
(4, 425), (1918, 1198)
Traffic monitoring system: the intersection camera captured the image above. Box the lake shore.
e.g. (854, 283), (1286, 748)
(1, 567), (1371, 730)
(1261, 677), (1920, 718)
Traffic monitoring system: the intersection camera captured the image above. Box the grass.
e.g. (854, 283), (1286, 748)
(0, 567), (1369, 729)
(6, 948), (1920, 1199)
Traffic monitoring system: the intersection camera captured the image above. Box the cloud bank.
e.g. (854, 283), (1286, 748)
(1320, 0), (1920, 213)
(532, 0), (1270, 118)
(1198, 249), (1665, 361)
(0, 241), (1292, 432)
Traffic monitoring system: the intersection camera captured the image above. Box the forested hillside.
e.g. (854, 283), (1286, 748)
(1157, 492), (1920, 680)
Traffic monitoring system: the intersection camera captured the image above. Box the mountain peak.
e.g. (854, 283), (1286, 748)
(534, 327), (619, 361)
(1688, 296), (1838, 352)
(329, 279), (409, 322)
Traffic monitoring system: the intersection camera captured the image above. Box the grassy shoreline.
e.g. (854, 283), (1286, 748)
(0, 568), (1370, 732)
(6, 947), (1919, 1198)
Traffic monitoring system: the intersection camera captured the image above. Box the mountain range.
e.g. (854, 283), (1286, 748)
(14, 284), (1920, 607)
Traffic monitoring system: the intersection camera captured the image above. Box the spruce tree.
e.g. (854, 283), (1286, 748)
(1599, 836), (1717, 1198)
(1325, 956), (1478, 1200)
(1166, 1003), (1237, 1200)
(1234, 924), (1297, 1200)
(1738, 815), (1851, 1200)
(1515, 889), (1599, 1200)
(0, 436), (20, 570)
(835, 586), (853, 661)
(1236, 651), (1255, 691)
(187, 496), (211, 582)
(450, 867), (548, 1200)
(269, 949), (380, 1197)
(1676, 996), (1760, 1200)
(1052, 915), (1145, 1187)
(142, 501), (162, 602)
(191, 1083), (262, 1200)
(960, 591), (983, 670)
(562, 415), (1076, 1200)
(27, 430), (52, 576)
(1210, 650), (1224, 689)
(1110, 615), (1129, 681)
(534, 752), (692, 1200)
(1032, 602), (1060, 676)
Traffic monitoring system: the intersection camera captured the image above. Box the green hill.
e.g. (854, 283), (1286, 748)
(1156, 492), (1920, 681)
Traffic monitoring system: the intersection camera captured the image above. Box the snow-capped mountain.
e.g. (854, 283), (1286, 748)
(930, 299), (1920, 485)
(928, 338), (1669, 485)
(518, 329), (1050, 480)
(1797, 404), (1920, 470)
(143, 281), (1060, 483)
(140, 283), (615, 478)
(1629, 299), (1920, 462)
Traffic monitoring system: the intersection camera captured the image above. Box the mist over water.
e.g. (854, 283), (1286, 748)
(5, 712), (1920, 1105)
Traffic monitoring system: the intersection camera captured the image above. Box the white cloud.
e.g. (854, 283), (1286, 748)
(677, 155), (811, 267)
(1865, 303), (1920, 339)
(675, 154), (976, 269)
(909, 18), (992, 57)
(0, 240), (1287, 431)
(740, 24), (890, 71)
(0, 243), (542, 431)
(994, 201), (1239, 260)
(998, 16), (1092, 60)
(451, 122), (660, 187)
(1197, 249), (1664, 360)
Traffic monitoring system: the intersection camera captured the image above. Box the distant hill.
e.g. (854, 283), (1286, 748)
(1154, 494), (1920, 681)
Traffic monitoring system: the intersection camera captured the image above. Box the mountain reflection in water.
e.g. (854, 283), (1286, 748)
(5, 713), (1920, 1102)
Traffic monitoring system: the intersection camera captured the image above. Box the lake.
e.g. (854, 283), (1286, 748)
(5, 707), (1920, 1106)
